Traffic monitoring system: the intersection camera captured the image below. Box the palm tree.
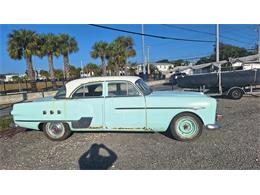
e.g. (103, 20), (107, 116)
(7, 29), (40, 92)
(38, 33), (59, 89)
(84, 63), (101, 76)
(115, 36), (136, 75)
(90, 41), (109, 76)
(57, 34), (79, 79)
(107, 41), (125, 76)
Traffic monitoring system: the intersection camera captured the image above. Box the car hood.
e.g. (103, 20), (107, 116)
(148, 90), (206, 98)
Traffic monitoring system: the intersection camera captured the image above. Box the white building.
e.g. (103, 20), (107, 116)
(136, 63), (174, 74)
(230, 54), (260, 69)
(4, 74), (19, 82)
(154, 63), (174, 73)
(242, 62), (260, 70)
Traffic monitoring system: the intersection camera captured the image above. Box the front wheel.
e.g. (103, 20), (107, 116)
(169, 113), (203, 142)
(43, 122), (71, 141)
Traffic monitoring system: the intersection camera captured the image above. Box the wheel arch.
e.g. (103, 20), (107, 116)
(38, 123), (44, 131)
(226, 86), (245, 95)
(38, 121), (71, 131)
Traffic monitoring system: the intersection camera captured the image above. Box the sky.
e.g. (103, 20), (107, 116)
(0, 24), (258, 74)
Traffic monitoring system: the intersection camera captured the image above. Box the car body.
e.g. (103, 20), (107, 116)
(11, 76), (221, 141)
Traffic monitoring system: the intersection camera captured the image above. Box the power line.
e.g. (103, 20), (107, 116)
(162, 24), (215, 36)
(145, 53), (213, 63)
(221, 27), (258, 40)
(89, 24), (214, 43)
(162, 24), (253, 45)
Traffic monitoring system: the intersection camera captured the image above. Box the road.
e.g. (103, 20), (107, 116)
(0, 84), (259, 169)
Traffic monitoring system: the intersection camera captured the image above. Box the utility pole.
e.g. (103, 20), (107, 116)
(258, 25), (260, 62)
(81, 60), (83, 77)
(146, 45), (151, 75)
(216, 24), (222, 94)
(141, 24), (146, 76)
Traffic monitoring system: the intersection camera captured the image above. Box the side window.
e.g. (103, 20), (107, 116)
(128, 83), (140, 96)
(108, 82), (127, 96)
(72, 83), (103, 98)
(108, 82), (140, 97)
(72, 86), (86, 98)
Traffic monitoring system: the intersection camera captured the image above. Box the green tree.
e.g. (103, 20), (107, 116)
(39, 70), (50, 79)
(12, 75), (22, 82)
(114, 36), (136, 75)
(57, 34), (79, 79)
(107, 41), (125, 76)
(68, 65), (81, 79)
(7, 29), (40, 91)
(54, 69), (64, 80)
(149, 64), (158, 74)
(128, 67), (136, 76)
(83, 63), (102, 76)
(0, 75), (6, 81)
(38, 33), (59, 88)
(196, 43), (255, 65)
(173, 59), (189, 67)
(20, 75), (29, 82)
(156, 59), (170, 63)
(90, 41), (109, 76)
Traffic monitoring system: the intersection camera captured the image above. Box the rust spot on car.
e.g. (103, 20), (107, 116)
(111, 127), (154, 131)
(88, 126), (103, 129)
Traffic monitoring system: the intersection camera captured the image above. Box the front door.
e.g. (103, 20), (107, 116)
(104, 81), (146, 130)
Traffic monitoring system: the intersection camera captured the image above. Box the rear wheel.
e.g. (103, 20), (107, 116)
(43, 122), (71, 141)
(169, 113), (203, 142)
(228, 88), (243, 100)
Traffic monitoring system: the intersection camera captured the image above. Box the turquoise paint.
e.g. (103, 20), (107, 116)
(11, 81), (218, 132)
(145, 91), (216, 132)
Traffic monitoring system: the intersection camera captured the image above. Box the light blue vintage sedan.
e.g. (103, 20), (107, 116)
(11, 76), (221, 141)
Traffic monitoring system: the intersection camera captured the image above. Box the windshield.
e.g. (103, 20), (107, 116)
(54, 87), (66, 99)
(135, 79), (153, 95)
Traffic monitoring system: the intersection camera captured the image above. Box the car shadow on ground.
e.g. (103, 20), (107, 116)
(78, 143), (117, 170)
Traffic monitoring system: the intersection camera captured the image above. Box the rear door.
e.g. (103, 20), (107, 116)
(65, 82), (105, 130)
(104, 81), (146, 130)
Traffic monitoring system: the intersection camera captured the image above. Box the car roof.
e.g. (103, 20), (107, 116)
(65, 76), (141, 97)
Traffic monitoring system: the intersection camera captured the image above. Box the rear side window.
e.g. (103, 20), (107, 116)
(72, 83), (103, 98)
(108, 82), (140, 97)
(55, 87), (66, 99)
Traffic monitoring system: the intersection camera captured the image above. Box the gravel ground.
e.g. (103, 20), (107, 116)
(0, 85), (259, 170)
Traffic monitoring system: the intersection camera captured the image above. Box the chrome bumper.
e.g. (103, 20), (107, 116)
(206, 123), (221, 130)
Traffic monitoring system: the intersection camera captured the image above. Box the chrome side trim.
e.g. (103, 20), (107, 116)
(115, 106), (205, 110)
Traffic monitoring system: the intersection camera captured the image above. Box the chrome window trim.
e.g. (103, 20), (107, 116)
(106, 80), (143, 97)
(70, 81), (104, 99)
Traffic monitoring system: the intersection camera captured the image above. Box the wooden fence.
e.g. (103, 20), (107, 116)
(0, 80), (65, 94)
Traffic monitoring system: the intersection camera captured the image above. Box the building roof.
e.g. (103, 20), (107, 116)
(153, 63), (174, 66)
(65, 76), (141, 97)
(229, 54), (260, 63)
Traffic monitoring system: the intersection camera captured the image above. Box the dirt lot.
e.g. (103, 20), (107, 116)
(0, 87), (259, 169)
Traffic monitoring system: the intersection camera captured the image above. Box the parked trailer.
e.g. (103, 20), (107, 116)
(176, 69), (260, 99)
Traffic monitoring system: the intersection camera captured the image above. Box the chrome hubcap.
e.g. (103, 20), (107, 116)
(232, 90), (240, 98)
(46, 122), (65, 139)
